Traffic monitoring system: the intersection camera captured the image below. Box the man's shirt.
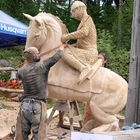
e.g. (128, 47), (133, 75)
(18, 50), (62, 101)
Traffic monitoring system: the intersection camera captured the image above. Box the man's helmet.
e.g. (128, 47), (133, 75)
(24, 47), (40, 62)
(71, 1), (86, 12)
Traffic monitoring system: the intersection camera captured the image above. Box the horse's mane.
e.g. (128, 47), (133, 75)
(36, 12), (69, 34)
(47, 13), (69, 34)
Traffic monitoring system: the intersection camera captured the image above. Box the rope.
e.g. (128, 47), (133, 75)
(40, 43), (64, 57)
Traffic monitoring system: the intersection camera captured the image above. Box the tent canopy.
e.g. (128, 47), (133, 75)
(0, 10), (28, 47)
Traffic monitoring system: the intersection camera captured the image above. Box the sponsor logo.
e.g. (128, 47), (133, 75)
(0, 23), (27, 36)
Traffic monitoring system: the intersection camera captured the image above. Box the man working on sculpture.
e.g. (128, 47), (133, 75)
(15, 46), (64, 140)
(61, 1), (102, 83)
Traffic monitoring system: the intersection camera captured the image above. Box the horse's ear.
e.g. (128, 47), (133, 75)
(23, 13), (34, 21)
(35, 18), (42, 26)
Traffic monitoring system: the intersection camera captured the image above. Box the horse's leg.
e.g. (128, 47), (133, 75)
(82, 102), (93, 124)
(89, 97), (120, 132)
(81, 119), (101, 132)
(82, 102), (101, 131)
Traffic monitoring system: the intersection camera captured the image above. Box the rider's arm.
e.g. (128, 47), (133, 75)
(63, 26), (89, 40)
(61, 18), (91, 42)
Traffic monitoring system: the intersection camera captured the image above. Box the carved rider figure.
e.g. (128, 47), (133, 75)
(61, 1), (101, 83)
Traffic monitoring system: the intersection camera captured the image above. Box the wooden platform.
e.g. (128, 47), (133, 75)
(101, 129), (140, 140)
(47, 129), (140, 140)
(2, 127), (140, 140)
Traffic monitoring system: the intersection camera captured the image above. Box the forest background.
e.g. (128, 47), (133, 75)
(0, 0), (133, 81)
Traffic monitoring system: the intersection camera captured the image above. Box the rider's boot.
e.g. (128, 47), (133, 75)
(78, 66), (92, 84)
(86, 59), (103, 79)
(78, 59), (103, 84)
(63, 50), (103, 84)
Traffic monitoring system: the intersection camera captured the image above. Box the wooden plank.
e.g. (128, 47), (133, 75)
(70, 130), (140, 140)
(0, 87), (24, 93)
(125, 0), (140, 125)
(47, 107), (59, 119)
(0, 67), (16, 71)
(106, 129), (140, 140)
(73, 130), (140, 140)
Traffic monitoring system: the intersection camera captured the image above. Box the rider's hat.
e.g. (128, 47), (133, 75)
(71, 1), (86, 12)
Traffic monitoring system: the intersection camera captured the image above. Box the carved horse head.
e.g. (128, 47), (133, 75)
(24, 12), (68, 59)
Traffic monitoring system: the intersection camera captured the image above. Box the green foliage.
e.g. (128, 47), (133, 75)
(111, 0), (133, 50)
(0, 46), (24, 67)
(87, 1), (101, 28)
(87, 0), (133, 50)
(0, 0), (41, 24)
(0, 72), (11, 80)
(109, 48), (130, 81)
(97, 29), (130, 81)
(97, 29), (114, 54)
(0, 46), (23, 80)
(43, 0), (79, 33)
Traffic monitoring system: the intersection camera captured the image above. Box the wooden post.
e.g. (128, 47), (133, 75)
(125, 0), (140, 125)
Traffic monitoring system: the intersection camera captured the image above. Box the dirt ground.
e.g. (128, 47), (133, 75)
(0, 98), (127, 140)
(0, 99), (71, 140)
(0, 99), (19, 139)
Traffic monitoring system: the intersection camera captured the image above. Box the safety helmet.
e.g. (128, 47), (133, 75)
(71, 1), (86, 12)
(24, 47), (40, 62)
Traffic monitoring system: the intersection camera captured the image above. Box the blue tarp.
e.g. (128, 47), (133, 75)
(0, 10), (28, 47)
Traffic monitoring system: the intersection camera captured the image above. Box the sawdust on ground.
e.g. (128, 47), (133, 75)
(0, 99), (71, 140)
(0, 99), (19, 139)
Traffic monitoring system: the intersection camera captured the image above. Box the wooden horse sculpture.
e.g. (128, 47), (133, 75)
(23, 12), (128, 132)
